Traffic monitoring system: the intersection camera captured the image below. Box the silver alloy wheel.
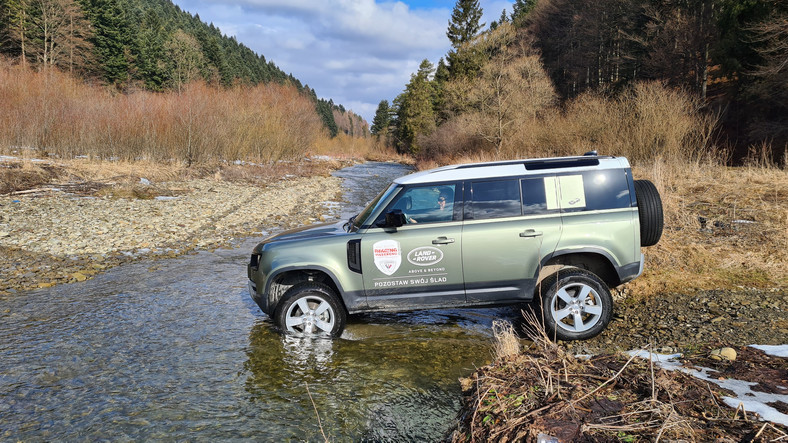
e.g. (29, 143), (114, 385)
(284, 295), (336, 335)
(549, 282), (604, 333)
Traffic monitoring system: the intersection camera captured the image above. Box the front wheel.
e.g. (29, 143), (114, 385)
(538, 269), (613, 341)
(273, 283), (346, 337)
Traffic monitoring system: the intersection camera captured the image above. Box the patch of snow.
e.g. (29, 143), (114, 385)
(0, 155), (19, 161)
(626, 350), (683, 367)
(140, 178), (151, 185)
(750, 344), (788, 357)
(630, 348), (788, 426)
(154, 196), (179, 201)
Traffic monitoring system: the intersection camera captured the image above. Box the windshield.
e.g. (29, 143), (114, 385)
(350, 183), (399, 231)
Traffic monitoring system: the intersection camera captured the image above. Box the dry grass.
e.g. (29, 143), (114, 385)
(309, 132), (412, 164)
(629, 160), (788, 295)
(492, 320), (521, 359)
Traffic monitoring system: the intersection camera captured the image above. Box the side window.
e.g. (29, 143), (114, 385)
(558, 170), (631, 212)
(377, 184), (456, 225)
(469, 179), (521, 220)
(521, 177), (558, 215)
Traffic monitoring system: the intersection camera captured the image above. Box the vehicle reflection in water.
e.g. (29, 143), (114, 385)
(242, 306), (522, 440)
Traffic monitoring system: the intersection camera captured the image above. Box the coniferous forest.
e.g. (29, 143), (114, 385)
(375, 0), (787, 166)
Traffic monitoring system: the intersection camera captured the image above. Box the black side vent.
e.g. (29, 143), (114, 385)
(347, 239), (362, 274)
(250, 254), (260, 270)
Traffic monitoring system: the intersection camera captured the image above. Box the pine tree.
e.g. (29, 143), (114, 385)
(370, 100), (391, 136)
(135, 9), (168, 89)
(394, 59), (436, 155)
(511, 0), (536, 27)
(316, 98), (338, 137)
(446, 0), (484, 79)
(446, 0), (484, 45)
(84, 0), (132, 85)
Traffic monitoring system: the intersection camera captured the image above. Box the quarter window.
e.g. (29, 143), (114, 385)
(559, 170), (631, 212)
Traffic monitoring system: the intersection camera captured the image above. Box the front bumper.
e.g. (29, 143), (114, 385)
(247, 278), (270, 315)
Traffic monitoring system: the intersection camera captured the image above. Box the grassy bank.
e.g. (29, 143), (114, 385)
(630, 161), (787, 296)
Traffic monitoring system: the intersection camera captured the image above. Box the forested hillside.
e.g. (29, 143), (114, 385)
(376, 0), (786, 164)
(0, 0), (367, 137)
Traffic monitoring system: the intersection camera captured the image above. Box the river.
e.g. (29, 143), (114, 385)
(0, 162), (521, 441)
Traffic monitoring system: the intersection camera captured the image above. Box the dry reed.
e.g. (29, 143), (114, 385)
(0, 60), (326, 164)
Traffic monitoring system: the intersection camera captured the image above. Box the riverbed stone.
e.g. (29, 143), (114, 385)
(709, 347), (737, 361)
(0, 174), (343, 294)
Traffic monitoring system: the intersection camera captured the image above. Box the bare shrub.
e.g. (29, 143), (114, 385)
(0, 61), (326, 165)
(418, 115), (490, 160)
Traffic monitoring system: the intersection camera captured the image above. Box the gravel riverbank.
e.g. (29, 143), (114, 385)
(0, 174), (343, 295)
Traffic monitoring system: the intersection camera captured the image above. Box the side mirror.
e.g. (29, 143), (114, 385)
(385, 209), (407, 228)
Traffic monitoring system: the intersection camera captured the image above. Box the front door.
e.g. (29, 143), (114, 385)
(361, 184), (465, 310)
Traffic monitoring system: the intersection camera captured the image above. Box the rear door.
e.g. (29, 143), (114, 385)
(461, 176), (562, 304)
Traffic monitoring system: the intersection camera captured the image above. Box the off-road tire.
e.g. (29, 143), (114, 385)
(634, 179), (663, 247)
(273, 282), (346, 337)
(538, 268), (613, 341)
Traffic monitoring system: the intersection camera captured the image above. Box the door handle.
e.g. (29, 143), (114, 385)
(432, 236), (455, 245)
(519, 229), (543, 238)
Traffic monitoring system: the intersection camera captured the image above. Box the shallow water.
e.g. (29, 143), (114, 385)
(0, 162), (521, 440)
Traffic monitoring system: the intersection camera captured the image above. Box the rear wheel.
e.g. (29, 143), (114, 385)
(273, 283), (346, 337)
(538, 268), (613, 341)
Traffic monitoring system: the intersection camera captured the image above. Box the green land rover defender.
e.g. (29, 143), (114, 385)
(247, 154), (663, 341)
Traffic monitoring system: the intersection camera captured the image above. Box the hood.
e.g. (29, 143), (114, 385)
(259, 221), (347, 245)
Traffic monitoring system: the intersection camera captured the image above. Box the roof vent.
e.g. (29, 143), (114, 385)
(583, 150), (599, 156)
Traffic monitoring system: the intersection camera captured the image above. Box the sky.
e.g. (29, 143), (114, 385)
(170, 0), (515, 123)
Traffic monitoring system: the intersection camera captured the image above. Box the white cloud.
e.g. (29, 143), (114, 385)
(173, 0), (513, 122)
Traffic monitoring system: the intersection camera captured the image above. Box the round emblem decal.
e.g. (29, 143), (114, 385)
(407, 246), (444, 266)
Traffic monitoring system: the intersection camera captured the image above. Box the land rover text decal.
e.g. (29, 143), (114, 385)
(373, 240), (401, 275)
(407, 247), (444, 266)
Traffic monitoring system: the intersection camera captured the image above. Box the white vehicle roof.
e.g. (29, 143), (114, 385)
(395, 155), (630, 185)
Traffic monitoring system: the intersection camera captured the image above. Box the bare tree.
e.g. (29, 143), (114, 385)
(26, 0), (92, 71)
(448, 24), (556, 154)
(166, 29), (205, 94)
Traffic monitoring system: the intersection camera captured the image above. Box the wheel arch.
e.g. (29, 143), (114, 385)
(266, 266), (348, 314)
(538, 250), (621, 288)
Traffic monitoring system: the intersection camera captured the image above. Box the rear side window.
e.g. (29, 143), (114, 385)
(468, 179), (521, 220)
(521, 177), (558, 215)
(559, 170), (631, 212)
